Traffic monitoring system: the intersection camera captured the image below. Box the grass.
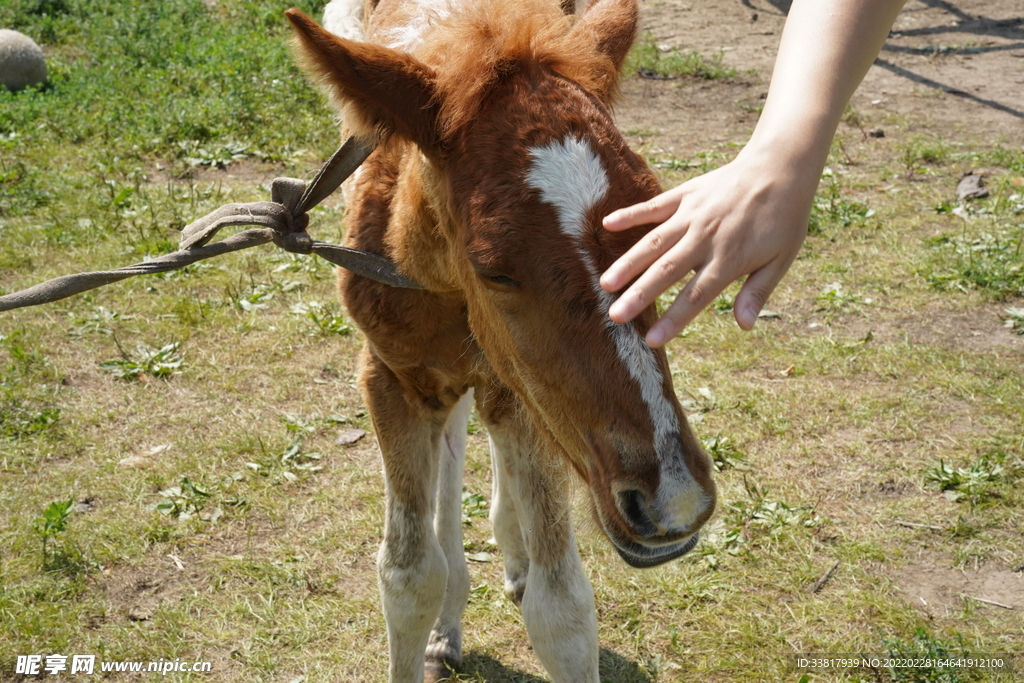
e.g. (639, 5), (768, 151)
(1, 1), (1023, 682)
(625, 31), (737, 81)
(0, 0), (336, 172)
(808, 170), (877, 236)
(923, 213), (1024, 299)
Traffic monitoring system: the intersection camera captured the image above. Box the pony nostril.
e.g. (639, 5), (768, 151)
(617, 490), (659, 538)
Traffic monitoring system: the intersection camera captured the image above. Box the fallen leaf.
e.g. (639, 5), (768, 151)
(335, 429), (367, 446)
(117, 454), (153, 469)
(200, 507), (224, 524)
(466, 552), (493, 563)
(127, 606), (151, 621)
(118, 444), (171, 469)
(957, 172), (989, 200)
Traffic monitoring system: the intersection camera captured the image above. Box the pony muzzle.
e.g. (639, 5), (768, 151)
(610, 480), (714, 542)
(588, 435), (716, 567)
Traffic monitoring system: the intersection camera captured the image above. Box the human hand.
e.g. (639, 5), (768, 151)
(600, 147), (817, 347)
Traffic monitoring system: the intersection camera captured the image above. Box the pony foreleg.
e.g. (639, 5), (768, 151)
(521, 547), (600, 683)
(487, 425), (599, 683)
(424, 389), (474, 682)
(362, 351), (452, 683)
(488, 433), (530, 605)
(377, 505), (447, 683)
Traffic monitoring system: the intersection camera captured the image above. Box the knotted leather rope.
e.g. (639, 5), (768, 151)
(0, 137), (422, 313)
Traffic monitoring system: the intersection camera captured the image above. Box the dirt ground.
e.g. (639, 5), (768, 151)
(616, 0), (1024, 158)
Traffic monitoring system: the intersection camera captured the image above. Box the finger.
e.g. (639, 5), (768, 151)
(603, 189), (683, 232)
(601, 221), (688, 293)
(645, 267), (730, 347)
(733, 260), (790, 330)
(608, 237), (705, 324)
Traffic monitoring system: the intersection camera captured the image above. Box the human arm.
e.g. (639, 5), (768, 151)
(600, 0), (908, 346)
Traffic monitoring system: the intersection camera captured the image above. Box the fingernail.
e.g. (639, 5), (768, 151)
(609, 300), (625, 320)
(646, 326), (666, 346)
(741, 305), (759, 330)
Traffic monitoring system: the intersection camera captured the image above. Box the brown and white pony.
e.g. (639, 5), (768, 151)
(286, 0), (716, 680)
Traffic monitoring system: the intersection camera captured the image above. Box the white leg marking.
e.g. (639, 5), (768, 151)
(426, 390), (474, 668)
(374, 392), (461, 683)
(483, 407), (598, 683)
(378, 498), (448, 683)
(488, 432), (530, 603)
(526, 137), (710, 525)
(521, 552), (600, 683)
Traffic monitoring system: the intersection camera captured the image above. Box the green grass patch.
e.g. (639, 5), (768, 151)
(625, 31), (737, 80)
(924, 222), (1023, 298)
(924, 446), (1023, 509)
(0, 0), (336, 171)
(809, 171), (876, 235)
(1003, 306), (1024, 334)
(881, 628), (988, 682)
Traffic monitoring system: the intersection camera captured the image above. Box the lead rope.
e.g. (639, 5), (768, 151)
(0, 136), (422, 313)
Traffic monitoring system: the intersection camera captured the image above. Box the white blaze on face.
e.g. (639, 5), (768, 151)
(525, 137), (609, 244)
(526, 137), (707, 525)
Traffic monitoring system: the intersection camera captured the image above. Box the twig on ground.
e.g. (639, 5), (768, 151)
(962, 595), (1015, 610)
(810, 561), (840, 594)
(894, 520), (944, 531)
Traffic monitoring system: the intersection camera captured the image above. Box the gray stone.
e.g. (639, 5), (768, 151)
(0, 29), (47, 90)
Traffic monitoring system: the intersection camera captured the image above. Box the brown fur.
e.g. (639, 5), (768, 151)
(288, 0), (634, 148)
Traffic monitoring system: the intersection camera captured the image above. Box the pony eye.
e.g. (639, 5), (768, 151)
(485, 274), (521, 288)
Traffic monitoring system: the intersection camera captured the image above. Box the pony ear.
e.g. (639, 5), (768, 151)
(285, 8), (441, 151)
(569, 0), (637, 76)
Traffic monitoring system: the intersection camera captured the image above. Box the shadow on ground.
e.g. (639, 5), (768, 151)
(740, 0), (1024, 119)
(456, 649), (656, 682)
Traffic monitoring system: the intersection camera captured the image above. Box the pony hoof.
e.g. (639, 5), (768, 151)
(504, 575), (526, 607)
(507, 584), (525, 607)
(424, 657), (459, 683)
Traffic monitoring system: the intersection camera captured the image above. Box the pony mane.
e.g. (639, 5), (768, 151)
(413, 0), (621, 143)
